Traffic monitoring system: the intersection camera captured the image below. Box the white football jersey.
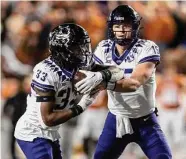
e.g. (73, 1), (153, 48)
(15, 56), (77, 141)
(94, 39), (160, 118)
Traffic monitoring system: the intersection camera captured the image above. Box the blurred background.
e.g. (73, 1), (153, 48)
(1, 1), (186, 159)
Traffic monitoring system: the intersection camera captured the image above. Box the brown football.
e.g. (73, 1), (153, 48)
(73, 71), (87, 84)
(73, 71), (87, 96)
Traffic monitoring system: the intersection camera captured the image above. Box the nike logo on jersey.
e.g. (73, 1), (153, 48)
(143, 116), (150, 122)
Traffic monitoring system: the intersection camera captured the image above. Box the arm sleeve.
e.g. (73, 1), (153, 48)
(137, 42), (160, 65)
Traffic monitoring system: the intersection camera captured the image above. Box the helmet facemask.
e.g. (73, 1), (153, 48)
(66, 38), (93, 69)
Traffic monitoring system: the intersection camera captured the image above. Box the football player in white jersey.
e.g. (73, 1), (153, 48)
(75, 5), (172, 159)
(14, 23), (126, 159)
(14, 23), (95, 159)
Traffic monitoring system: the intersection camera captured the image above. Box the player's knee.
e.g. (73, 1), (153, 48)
(155, 153), (172, 159)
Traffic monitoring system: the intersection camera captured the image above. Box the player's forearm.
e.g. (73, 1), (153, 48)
(42, 106), (83, 127)
(113, 65), (153, 92)
(43, 109), (74, 127)
(113, 78), (141, 92)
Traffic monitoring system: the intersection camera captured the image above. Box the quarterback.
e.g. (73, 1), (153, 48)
(14, 23), (125, 159)
(76, 5), (172, 159)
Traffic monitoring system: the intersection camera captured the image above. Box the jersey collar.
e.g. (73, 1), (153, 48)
(112, 39), (138, 65)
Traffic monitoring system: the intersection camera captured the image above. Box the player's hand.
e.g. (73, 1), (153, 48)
(75, 71), (103, 94)
(77, 92), (97, 110)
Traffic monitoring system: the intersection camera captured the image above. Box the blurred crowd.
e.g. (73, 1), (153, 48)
(1, 1), (186, 159)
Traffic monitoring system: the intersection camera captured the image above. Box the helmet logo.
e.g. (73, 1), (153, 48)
(49, 26), (71, 47)
(114, 16), (124, 21)
(57, 26), (71, 47)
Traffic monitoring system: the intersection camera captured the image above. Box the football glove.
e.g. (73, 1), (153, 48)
(75, 71), (103, 94)
(75, 67), (124, 94)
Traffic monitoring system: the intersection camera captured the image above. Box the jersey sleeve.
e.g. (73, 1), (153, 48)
(137, 41), (160, 65)
(31, 64), (57, 93)
(93, 41), (105, 65)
